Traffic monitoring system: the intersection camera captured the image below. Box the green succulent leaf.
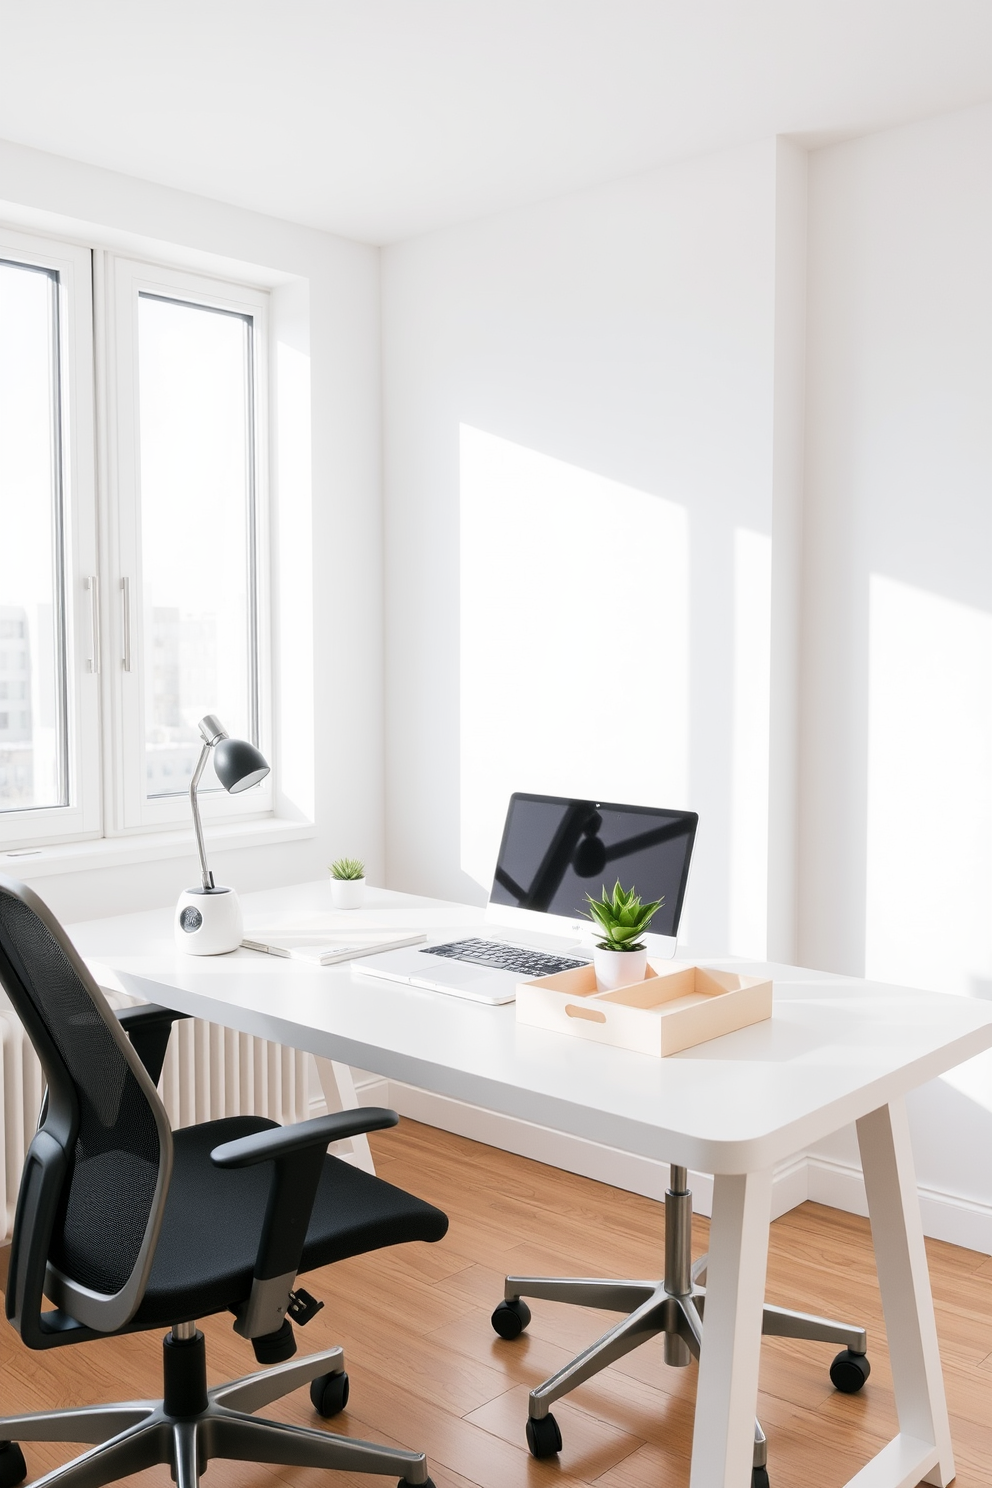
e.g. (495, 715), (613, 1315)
(329, 856), (365, 881)
(581, 880), (663, 953)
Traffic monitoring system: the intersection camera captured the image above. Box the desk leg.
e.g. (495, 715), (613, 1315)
(314, 1057), (376, 1175)
(856, 1100), (953, 1488)
(689, 1167), (772, 1488)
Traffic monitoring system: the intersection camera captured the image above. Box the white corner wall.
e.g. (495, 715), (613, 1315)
(4, 110), (992, 1251)
(381, 138), (807, 963)
(380, 116), (992, 1251)
(0, 139), (384, 922)
(800, 101), (992, 1243)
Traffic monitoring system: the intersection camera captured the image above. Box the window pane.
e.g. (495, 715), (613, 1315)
(137, 294), (257, 797)
(0, 260), (68, 814)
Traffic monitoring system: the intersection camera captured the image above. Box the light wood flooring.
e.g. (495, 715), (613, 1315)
(1, 1119), (990, 1488)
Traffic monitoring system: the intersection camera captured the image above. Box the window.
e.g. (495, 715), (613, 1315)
(111, 260), (270, 832)
(0, 228), (271, 849)
(0, 228), (98, 844)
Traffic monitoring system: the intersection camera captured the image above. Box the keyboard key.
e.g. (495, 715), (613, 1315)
(423, 938), (587, 978)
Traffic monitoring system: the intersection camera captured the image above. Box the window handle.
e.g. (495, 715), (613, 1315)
(86, 576), (101, 675)
(121, 576), (132, 672)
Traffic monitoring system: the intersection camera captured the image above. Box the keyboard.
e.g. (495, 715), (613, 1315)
(423, 937), (588, 978)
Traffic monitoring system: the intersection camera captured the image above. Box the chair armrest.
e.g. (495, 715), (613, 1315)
(210, 1107), (399, 1342)
(210, 1107), (398, 1168)
(115, 1003), (191, 1085)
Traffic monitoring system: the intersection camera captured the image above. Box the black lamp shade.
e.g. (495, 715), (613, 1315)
(213, 737), (270, 794)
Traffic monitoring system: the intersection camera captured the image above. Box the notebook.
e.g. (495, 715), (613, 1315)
(242, 928), (426, 966)
(354, 792), (698, 1005)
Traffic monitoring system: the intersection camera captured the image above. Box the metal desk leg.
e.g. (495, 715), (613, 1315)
(689, 1167), (772, 1488)
(857, 1099), (954, 1488)
(314, 1057), (376, 1174)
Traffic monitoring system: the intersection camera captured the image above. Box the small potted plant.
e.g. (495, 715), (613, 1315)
(329, 856), (366, 909)
(583, 881), (663, 992)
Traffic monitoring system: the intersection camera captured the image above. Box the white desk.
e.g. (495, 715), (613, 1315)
(69, 882), (992, 1488)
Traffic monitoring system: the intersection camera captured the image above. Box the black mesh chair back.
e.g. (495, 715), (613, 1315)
(0, 876), (172, 1342)
(0, 877), (447, 1488)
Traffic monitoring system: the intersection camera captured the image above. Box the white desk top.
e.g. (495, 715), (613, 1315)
(69, 882), (992, 1177)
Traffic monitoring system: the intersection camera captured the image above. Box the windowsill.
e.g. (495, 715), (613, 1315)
(1, 816), (315, 879)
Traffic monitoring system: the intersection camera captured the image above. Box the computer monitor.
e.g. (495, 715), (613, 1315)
(487, 792), (697, 952)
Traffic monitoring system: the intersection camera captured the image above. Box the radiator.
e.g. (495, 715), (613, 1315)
(0, 1000), (311, 1239)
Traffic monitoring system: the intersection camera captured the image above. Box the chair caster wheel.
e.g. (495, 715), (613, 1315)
(526, 1413), (562, 1459)
(751, 1468), (769, 1488)
(491, 1298), (531, 1340)
(310, 1369), (349, 1417)
(0, 1443), (26, 1488)
(830, 1349), (871, 1393)
(397, 1479), (434, 1488)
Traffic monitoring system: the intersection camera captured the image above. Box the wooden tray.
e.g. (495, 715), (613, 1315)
(516, 960), (772, 1057)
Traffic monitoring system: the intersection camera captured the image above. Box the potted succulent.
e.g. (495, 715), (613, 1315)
(329, 856), (366, 909)
(583, 881), (663, 992)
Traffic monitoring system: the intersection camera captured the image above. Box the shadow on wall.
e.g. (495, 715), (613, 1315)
(867, 574), (992, 1001)
(866, 572), (992, 1146)
(906, 1065), (992, 1213)
(458, 423), (771, 958)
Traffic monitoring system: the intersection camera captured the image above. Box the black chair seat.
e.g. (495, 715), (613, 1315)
(129, 1115), (448, 1329)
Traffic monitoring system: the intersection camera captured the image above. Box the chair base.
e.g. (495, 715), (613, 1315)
(0, 1331), (432, 1488)
(498, 1168), (869, 1478)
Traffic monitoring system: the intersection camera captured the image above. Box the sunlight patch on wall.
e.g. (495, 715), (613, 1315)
(459, 425), (689, 892)
(866, 573), (992, 1000)
(728, 529), (771, 959)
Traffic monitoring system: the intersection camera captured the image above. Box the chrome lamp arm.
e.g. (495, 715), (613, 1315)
(189, 742), (215, 891)
(189, 712), (230, 892)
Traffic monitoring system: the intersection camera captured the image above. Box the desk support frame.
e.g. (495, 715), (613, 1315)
(856, 1098), (953, 1488)
(689, 1167), (773, 1487)
(314, 1059), (375, 1174)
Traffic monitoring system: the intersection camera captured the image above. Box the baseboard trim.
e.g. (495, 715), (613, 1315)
(805, 1156), (992, 1255)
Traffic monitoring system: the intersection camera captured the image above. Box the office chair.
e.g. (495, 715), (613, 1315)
(492, 1163), (870, 1488)
(0, 876), (449, 1488)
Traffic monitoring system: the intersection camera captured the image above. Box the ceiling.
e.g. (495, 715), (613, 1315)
(0, 1), (990, 245)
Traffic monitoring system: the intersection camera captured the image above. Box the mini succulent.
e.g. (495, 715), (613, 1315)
(583, 881), (663, 952)
(329, 856), (365, 881)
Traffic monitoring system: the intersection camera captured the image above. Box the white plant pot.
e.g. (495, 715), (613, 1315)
(330, 876), (366, 909)
(592, 945), (648, 992)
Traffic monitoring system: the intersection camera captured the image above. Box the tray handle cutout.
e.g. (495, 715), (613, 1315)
(565, 1003), (607, 1023)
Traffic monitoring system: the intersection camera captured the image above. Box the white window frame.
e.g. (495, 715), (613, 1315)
(103, 256), (272, 836)
(0, 230), (279, 854)
(0, 226), (101, 850)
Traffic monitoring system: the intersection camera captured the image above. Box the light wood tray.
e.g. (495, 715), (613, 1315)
(516, 960), (772, 1057)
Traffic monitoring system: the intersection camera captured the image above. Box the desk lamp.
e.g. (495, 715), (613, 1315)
(174, 714), (269, 954)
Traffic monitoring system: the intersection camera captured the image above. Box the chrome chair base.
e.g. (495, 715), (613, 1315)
(499, 1167), (868, 1476)
(0, 1341), (431, 1488)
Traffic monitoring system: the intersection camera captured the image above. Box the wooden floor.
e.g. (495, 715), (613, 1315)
(1, 1120), (991, 1488)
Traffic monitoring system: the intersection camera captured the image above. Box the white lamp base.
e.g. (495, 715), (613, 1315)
(175, 887), (244, 955)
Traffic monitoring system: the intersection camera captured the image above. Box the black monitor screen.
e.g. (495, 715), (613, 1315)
(489, 793), (698, 937)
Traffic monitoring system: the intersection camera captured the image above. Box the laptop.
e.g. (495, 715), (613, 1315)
(355, 792), (698, 1004)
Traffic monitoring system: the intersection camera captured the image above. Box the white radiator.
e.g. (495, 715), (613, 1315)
(0, 1000), (311, 1239)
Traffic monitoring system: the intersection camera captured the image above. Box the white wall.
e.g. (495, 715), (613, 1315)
(380, 114), (992, 1248)
(381, 138), (806, 962)
(800, 102), (992, 1235)
(5, 111), (992, 1246)
(0, 139), (384, 922)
